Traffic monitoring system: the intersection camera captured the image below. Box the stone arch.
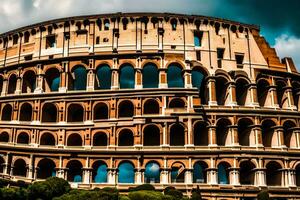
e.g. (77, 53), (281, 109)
(171, 162), (185, 183)
(17, 132), (30, 144)
(167, 63), (184, 88)
(67, 133), (83, 146)
(119, 63), (135, 89)
(1, 104), (13, 121)
(282, 120), (297, 148)
(92, 160), (108, 183)
(169, 123), (185, 146)
(295, 163), (300, 186)
(169, 98), (186, 108)
(41, 103), (58, 122)
(239, 160), (255, 185)
(95, 64), (111, 90)
(12, 158), (27, 177)
(292, 81), (300, 109)
(37, 158), (56, 179)
(70, 65), (87, 91)
(235, 77), (250, 106)
(216, 118), (232, 146)
(193, 121), (208, 146)
(93, 132), (108, 146)
(215, 72), (230, 105)
(118, 100), (134, 118)
(0, 132), (9, 143)
(7, 73), (17, 94)
(238, 118), (254, 146)
(66, 160), (83, 182)
(257, 78), (270, 107)
(261, 119), (276, 147)
(93, 102), (109, 120)
(193, 161), (208, 183)
(143, 99), (160, 114)
(22, 70), (36, 93)
(217, 161), (231, 184)
(40, 132), (56, 146)
(118, 161), (135, 183)
(191, 66), (208, 104)
(19, 103), (33, 121)
(266, 161), (282, 186)
(142, 63), (159, 88)
(276, 79), (288, 108)
(144, 161), (160, 183)
(118, 129), (134, 146)
(143, 124), (161, 146)
(67, 103), (84, 122)
(45, 67), (60, 92)
(0, 75), (3, 95)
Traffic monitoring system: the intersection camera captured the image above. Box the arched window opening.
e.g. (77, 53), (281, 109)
(94, 103), (109, 120)
(276, 80), (287, 108)
(40, 132), (55, 146)
(240, 161), (255, 185)
(167, 64), (184, 88)
(0, 157), (4, 173)
(169, 98), (185, 108)
(236, 79), (249, 106)
(45, 68), (60, 92)
(216, 119), (231, 146)
(19, 103), (32, 121)
(143, 64), (158, 88)
(145, 162), (160, 183)
(8, 74), (17, 94)
(296, 165), (300, 186)
(0, 76), (3, 95)
(170, 18), (177, 31)
(143, 99), (159, 114)
(1, 104), (12, 121)
(22, 71), (36, 93)
(266, 162), (282, 186)
(193, 161), (208, 183)
(283, 121), (296, 148)
(93, 132), (107, 146)
(104, 19), (110, 30)
(118, 129), (134, 146)
(92, 161), (107, 183)
(192, 68), (207, 104)
(95, 65), (111, 90)
(37, 159), (56, 179)
(120, 64), (135, 89)
(118, 162), (135, 183)
(67, 104), (84, 122)
(67, 160), (83, 182)
(143, 125), (160, 146)
(238, 118), (253, 146)
(194, 31), (203, 47)
(171, 162), (185, 183)
(194, 122), (208, 146)
(71, 66), (87, 91)
(67, 133), (82, 146)
(215, 76), (229, 105)
(0, 132), (9, 143)
(42, 103), (57, 122)
(261, 120), (276, 147)
(118, 101), (134, 118)
(218, 162), (230, 184)
(170, 123), (185, 146)
(13, 159), (27, 177)
(257, 79), (270, 107)
(292, 81), (300, 109)
(17, 132), (29, 144)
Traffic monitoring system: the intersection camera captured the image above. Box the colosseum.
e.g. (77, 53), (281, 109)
(0, 12), (299, 199)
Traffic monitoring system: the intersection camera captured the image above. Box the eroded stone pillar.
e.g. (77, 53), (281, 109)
(207, 76), (217, 106)
(208, 126), (217, 147)
(59, 61), (68, 93)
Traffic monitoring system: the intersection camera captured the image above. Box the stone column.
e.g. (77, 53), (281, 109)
(207, 158), (218, 185)
(135, 68), (142, 90)
(252, 125), (264, 147)
(248, 83), (259, 107)
(83, 168), (92, 184)
(161, 168), (169, 184)
(34, 64), (44, 93)
(59, 61), (68, 93)
(225, 82), (237, 106)
(288, 169), (296, 187)
(184, 70), (192, 89)
(111, 58), (119, 90)
(3, 153), (10, 175)
(159, 70), (168, 88)
(185, 169), (193, 184)
(107, 168), (117, 184)
(161, 122), (168, 147)
(254, 168), (267, 186)
(274, 127), (286, 148)
(207, 76), (217, 106)
(269, 82), (280, 108)
(1, 77), (8, 96)
(135, 169), (143, 184)
(229, 125), (239, 146)
(208, 126), (217, 147)
(86, 69), (95, 92)
(230, 158), (240, 185)
(15, 72), (22, 94)
(56, 156), (65, 179)
(27, 154), (34, 179)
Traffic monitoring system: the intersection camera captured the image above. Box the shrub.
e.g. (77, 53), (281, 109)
(257, 190), (270, 200)
(164, 187), (183, 200)
(119, 195), (131, 200)
(27, 181), (52, 200)
(0, 187), (28, 200)
(46, 177), (71, 197)
(0, 178), (9, 188)
(129, 190), (164, 200)
(130, 184), (155, 191)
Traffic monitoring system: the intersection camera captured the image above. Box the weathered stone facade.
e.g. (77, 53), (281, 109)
(0, 13), (299, 199)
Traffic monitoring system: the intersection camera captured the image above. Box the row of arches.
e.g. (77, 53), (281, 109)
(4, 158), (300, 186)
(0, 118), (297, 148)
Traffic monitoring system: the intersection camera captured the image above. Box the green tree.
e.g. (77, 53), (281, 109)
(257, 190), (270, 200)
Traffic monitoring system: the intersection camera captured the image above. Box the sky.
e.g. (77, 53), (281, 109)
(0, 0), (299, 68)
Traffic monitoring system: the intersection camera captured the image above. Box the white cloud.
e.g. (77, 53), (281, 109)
(274, 34), (300, 71)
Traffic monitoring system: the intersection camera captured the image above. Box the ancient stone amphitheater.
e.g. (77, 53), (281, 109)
(0, 12), (299, 199)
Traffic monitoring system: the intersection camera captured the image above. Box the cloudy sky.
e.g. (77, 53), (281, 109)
(1, 0), (299, 68)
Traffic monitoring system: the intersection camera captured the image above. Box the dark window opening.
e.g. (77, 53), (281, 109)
(93, 133), (107, 146)
(194, 31), (203, 47)
(217, 48), (225, 59)
(118, 130), (134, 146)
(235, 54), (244, 68)
(13, 35), (18, 45)
(196, 51), (201, 61)
(24, 32), (30, 43)
(143, 125), (160, 146)
(46, 35), (56, 49)
(96, 36), (100, 44)
(118, 101), (134, 118)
